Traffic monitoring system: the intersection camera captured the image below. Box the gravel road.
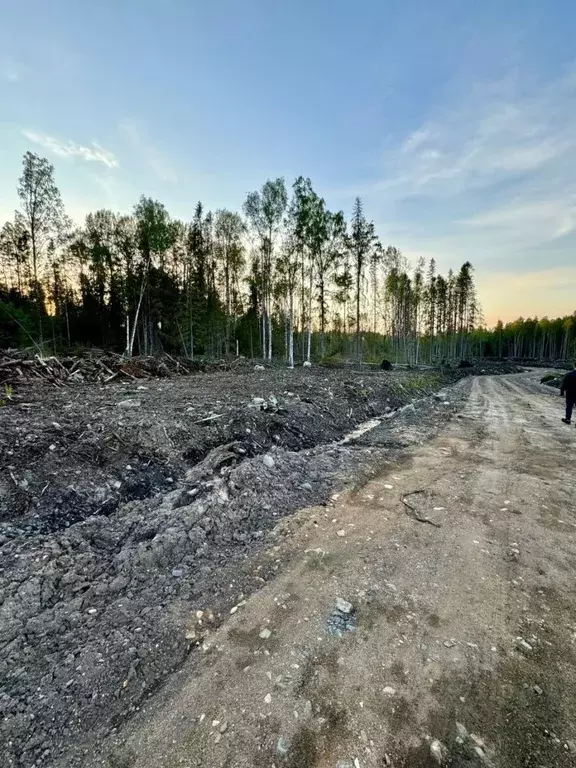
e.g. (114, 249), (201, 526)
(93, 373), (576, 768)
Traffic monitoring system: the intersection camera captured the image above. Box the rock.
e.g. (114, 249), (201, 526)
(277, 737), (291, 756)
(336, 529), (346, 537)
(516, 638), (533, 653)
(533, 684), (543, 695)
(254, 365), (265, 371)
(430, 739), (445, 764)
(303, 361), (312, 367)
(262, 455), (275, 469)
(171, 569), (183, 578)
(455, 722), (468, 740)
(219, 721), (228, 733)
(443, 639), (456, 648)
(303, 699), (313, 719)
(382, 686), (396, 695)
(117, 399), (141, 408)
(264, 693), (272, 704)
(336, 762), (355, 768)
(335, 598), (353, 614)
(259, 628), (272, 640)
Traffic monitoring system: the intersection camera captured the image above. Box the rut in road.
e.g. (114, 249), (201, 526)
(96, 374), (576, 768)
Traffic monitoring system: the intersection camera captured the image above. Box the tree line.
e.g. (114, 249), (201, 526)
(1, 151), (573, 364)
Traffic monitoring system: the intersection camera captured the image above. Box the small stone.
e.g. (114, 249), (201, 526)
(259, 628), (272, 640)
(171, 569), (183, 578)
(443, 639), (456, 648)
(384, 484), (394, 490)
(113, 480), (122, 489)
(382, 686), (396, 695)
(336, 529), (346, 537)
(335, 598), (353, 614)
(303, 360), (312, 367)
(533, 684), (543, 695)
(264, 693), (272, 704)
(254, 365), (265, 371)
(219, 721), (228, 733)
(430, 739), (445, 764)
(214, 733), (221, 744)
(230, 606), (239, 615)
(87, 608), (97, 615)
(49, 444), (56, 451)
(470, 734), (485, 748)
(117, 399), (141, 408)
(262, 454), (275, 469)
(516, 638), (533, 652)
(277, 737), (291, 756)
(456, 722), (468, 740)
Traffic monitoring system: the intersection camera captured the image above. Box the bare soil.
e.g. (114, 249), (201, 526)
(4, 365), (571, 768)
(1, 364), (479, 768)
(88, 373), (576, 768)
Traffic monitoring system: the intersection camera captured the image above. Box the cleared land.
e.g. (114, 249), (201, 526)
(3, 365), (575, 768)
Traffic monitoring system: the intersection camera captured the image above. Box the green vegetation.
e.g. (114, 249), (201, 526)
(2, 152), (575, 364)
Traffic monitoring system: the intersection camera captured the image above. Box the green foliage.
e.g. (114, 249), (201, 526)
(0, 384), (13, 407)
(7, 150), (573, 368)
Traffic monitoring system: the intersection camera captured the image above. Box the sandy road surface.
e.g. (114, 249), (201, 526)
(97, 374), (576, 768)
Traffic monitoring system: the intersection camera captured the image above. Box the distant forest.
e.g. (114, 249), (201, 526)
(1, 151), (575, 363)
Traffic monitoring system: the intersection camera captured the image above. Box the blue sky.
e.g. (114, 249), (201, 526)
(1, 0), (575, 324)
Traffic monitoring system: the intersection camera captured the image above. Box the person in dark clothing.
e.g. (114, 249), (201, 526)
(560, 363), (576, 425)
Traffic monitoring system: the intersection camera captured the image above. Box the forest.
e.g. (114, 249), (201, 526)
(1, 151), (575, 364)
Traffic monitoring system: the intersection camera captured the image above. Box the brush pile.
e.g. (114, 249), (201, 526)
(0, 351), (243, 386)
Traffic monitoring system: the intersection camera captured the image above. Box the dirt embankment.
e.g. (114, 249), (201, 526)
(0, 363), (519, 768)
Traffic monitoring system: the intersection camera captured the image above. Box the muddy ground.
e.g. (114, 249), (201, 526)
(2, 362), (514, 768)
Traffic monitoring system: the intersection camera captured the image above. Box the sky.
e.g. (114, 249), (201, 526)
(1, 0), (575, 326)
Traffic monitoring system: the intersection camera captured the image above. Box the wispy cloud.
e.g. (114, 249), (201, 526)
(118, 120), (177, 182)
(22, 130), (119, 169)
(389, 69), (576, 198)
(354, 65), (576, 279)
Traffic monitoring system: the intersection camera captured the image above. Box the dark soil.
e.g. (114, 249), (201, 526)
(0, 362), (521, 768)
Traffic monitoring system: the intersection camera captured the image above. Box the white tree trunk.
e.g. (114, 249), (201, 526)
(288, 293), (294, 369)
(127, 278), (146, 357)
(267, 312), (273, 361)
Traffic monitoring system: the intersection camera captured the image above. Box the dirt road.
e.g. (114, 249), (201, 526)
(93, 374), (576, 767)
